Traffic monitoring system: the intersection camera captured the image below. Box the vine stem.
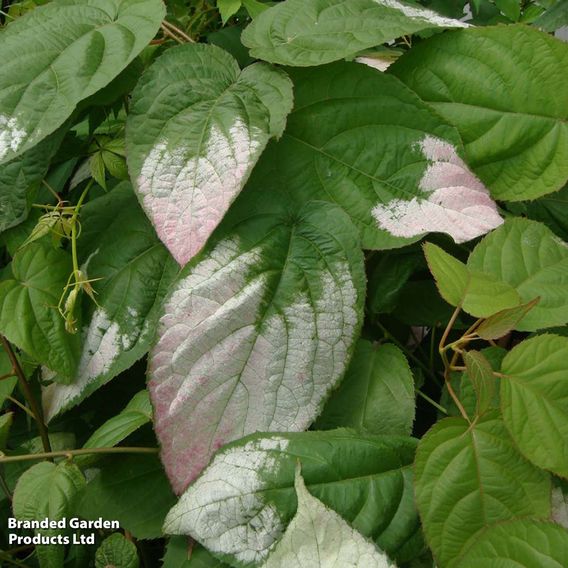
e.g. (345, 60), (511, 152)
(0, 446), (159, 465)
(417, 390), (447, 415)
(70, 179), (94, 277)
(161, 20), (194, 43)
(0, 336), (52, 456)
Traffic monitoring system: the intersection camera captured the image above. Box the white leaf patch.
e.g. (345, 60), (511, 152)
(261, 469), (397, 568)
(372, 135), (503, 242)
(42, 308), (140, 422)
(0, 114), (26, 162)
(137, 119), (264, 266)
(149, 231), (360, 494)
(164, 437), (289, 565)
(377, 0), (468, 28)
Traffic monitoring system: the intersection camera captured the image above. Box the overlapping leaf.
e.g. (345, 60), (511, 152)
(415, 413), (551, 566)
(126, 43), (293, 266)
(500, 334), (568, 477)
(0, 0), (165, 164)
(468, 218), (568, 331)
(316, 341), (415, 435)
(390, 25), (568, 201)
(241, 63), (502, 250)
(149, 198), (365, 494)
(164, 430), (421, 566)
(241, 0), (466, 66)
(42, 183), (178, 420)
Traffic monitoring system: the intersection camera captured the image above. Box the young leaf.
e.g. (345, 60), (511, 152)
(463, 350), (495, 417)
(42, 183), (178, 420)
(452, 519), (568, 568)
(500, 334), (568, 477)
(95, 533), (139, 568)
(164, 430), (420, 566)
(0, 0), (165, 164)
(149, 201), (365, 494)
(261, 468), (396, 567)
(0, 242), (82, 382)
(126, 43), (293, 266)
(476, 297), (540, 340)
(242, 64), (502, 250)
(241, 0), (466, 67)
(468, 218), (568, 331)
(218, 0), (242, 23)
(390, 26), (568, 201)
(78, 455), (176, 540)
(316, 341), (415, 436)
(424, 242), (520, 317)
(415, 413), (551, 566)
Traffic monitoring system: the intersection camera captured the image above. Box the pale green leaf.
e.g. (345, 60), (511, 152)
(424, 242), (520, 317)
(96, 533), (139, 568)
(476, 298), (540, 340)
(126, 43), (293, 266)
(464, 350), (495, 417)
(261, 468), (396, 567)
(149, 200), (365, 494)
(42, 183), (178, 420)
(415, 413), (551, 566)
(13, 461), (86, 521)
(390, 26), (568, 201)
(316, 341), (415, 435)
(468, 218), (568, 331)
(241, 0), (466, 67)
(164, 430), (422, 567)
(500, 334), (568, 477)
(452, 519), (568, 568)
(218, 0), (242, 23)
(240, 63), (501, 250)
(0, 242), (82, 382)
(0, 0), (165, 164)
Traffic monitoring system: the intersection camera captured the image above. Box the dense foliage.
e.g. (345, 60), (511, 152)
(1, 0), (568, 566)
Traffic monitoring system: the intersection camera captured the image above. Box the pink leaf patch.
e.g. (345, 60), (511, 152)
(372, 135), (503, 242)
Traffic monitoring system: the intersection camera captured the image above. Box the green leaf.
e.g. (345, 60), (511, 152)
(89, 152), (107, 190)
(0, 351), (17, 408)
(494, 0), (520, 20)
(316, 341), (415, 436)
(424, 242), (521, 317)
(95, 533), (139, 568)
(241, 63), (502, 250)
(80, 390), (152, 461)
(476, 298), (540, 340)
(500, 334), (568, 477)
(78, 455), (176, 540)
(415, 413), (551, 566)
(452, 519), (568, 567)
(13, 461), (86, 521)
(241, 0), (467, 67)
(0, 0), (165, 164)
(390, 25), (568, 201)
(218, 0), (242, 23)
(0, 242), (82, 382)
(463, 350), (495, 417)
(535, 0), (568, 31)
(42, 183), (178, 420)
(164, 430), (421, 567)
(0, 129), (64, 233)
(261, 468), (396, 567)
(126, 43), (293, 266)
(468, 218), (568, 331)
(149, 200), (365, 494)
(163, 539), (231, 567)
